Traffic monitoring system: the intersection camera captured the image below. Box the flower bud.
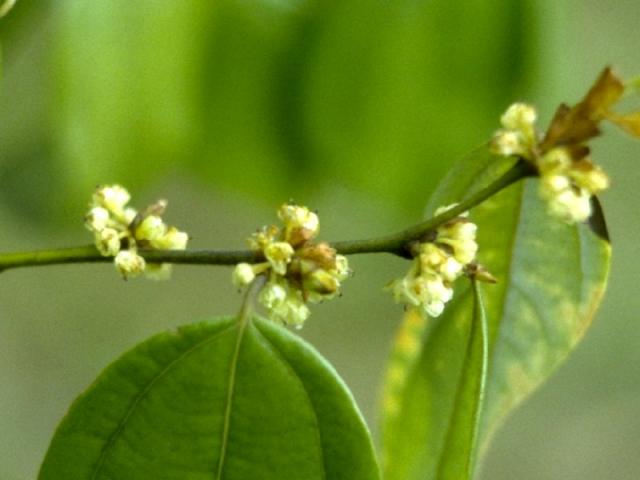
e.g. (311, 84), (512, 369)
(95, 228), (121, 256)
(439, 256), (463, 282)
(268, 292), (311, 327)
(232, 263), (256, 288)
(114, 250), (146, 278)
(279, 204), (320, 246)
(420, 243), (448, 271)
(123, 207), (139, 225)
(135, 215), (166, 242)
(151, 227), (189, 250)
(333, 255), (351, 281)
(93, 185), (131, 213)
(571, 165), (610, 193)
(452, 239), (478, 265)
(416, 275), (452, 304)
(264, 241), (294, 275)
(442, 220), (477, 241)
(298, 242), (337, 270)
(248, 225), (280, 250)
(538, 148), (572, 174)
(259, 282), (288, 310)
(305, 269), (340, 296)
(425, 300), (445, 318)
(85, 207), (110, 232)
(500, 103), (537, 131)
(285, 299), (311, 328)
(548, 188), (592, 223)
(278, 204), (319, 233)
(490, 130), (526, 157)
(437, 218), (478, 266)
(542, 174), (571, 194)
(144, 263), (173, 281)
(388, 277), (421, 307)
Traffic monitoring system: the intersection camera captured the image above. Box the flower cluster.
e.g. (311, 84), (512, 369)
(233, 203), (350, 328)
(490, 102), (610, 224)
(490, 68), (640, 224)
(85, 185), (189, 279)
(388, 205), (478, 318)
(490, 102), (538, 160)
(537, 147), (609, 223)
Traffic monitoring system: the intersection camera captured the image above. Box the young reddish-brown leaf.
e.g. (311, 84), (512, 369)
(541, 67), (625, 151)
(580, 67), (626, 116)
(541, 103), (600, 152)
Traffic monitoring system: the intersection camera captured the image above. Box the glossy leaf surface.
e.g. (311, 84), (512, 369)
(40, 317), (380, 480)
(435, 281), (488, 480)
(381, 153), (611, 480)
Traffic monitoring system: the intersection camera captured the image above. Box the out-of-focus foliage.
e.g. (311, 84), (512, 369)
(1, 0), (537, 223)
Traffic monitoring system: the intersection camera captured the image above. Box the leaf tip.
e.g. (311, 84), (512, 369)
(588, 196), (610, 243)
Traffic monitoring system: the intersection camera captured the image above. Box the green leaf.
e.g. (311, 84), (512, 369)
(39, 316), (380, 480)
(435, 280), (488, 480)
(380, 153), (611, 480)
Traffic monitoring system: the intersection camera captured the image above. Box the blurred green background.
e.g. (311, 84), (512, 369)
(1, 1), (638, 479)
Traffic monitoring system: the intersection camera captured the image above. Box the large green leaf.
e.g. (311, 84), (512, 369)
(435, 281), (488, 480)
(39, 316), (380, 480)
(380, 153), (611, 480)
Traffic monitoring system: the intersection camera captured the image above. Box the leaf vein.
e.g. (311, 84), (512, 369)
(252, 325), (327, 480)
(492, 181), (527, 348)
(89, 322), (238, 480)
(215, 318), (249, 480)
(511, 281), (554, 348)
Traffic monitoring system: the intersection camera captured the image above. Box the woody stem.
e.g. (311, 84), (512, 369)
(0, 160), (533, 273)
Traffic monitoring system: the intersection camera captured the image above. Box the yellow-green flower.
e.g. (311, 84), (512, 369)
(233, 203), (350, 327)
(389, 205), (478, 318)
(85, 184), (189, 279)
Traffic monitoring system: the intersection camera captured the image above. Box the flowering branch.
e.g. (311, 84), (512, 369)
(0, 159), (533, 274)
(2, 67), (636, 327)
(1, 67), (636, 327)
